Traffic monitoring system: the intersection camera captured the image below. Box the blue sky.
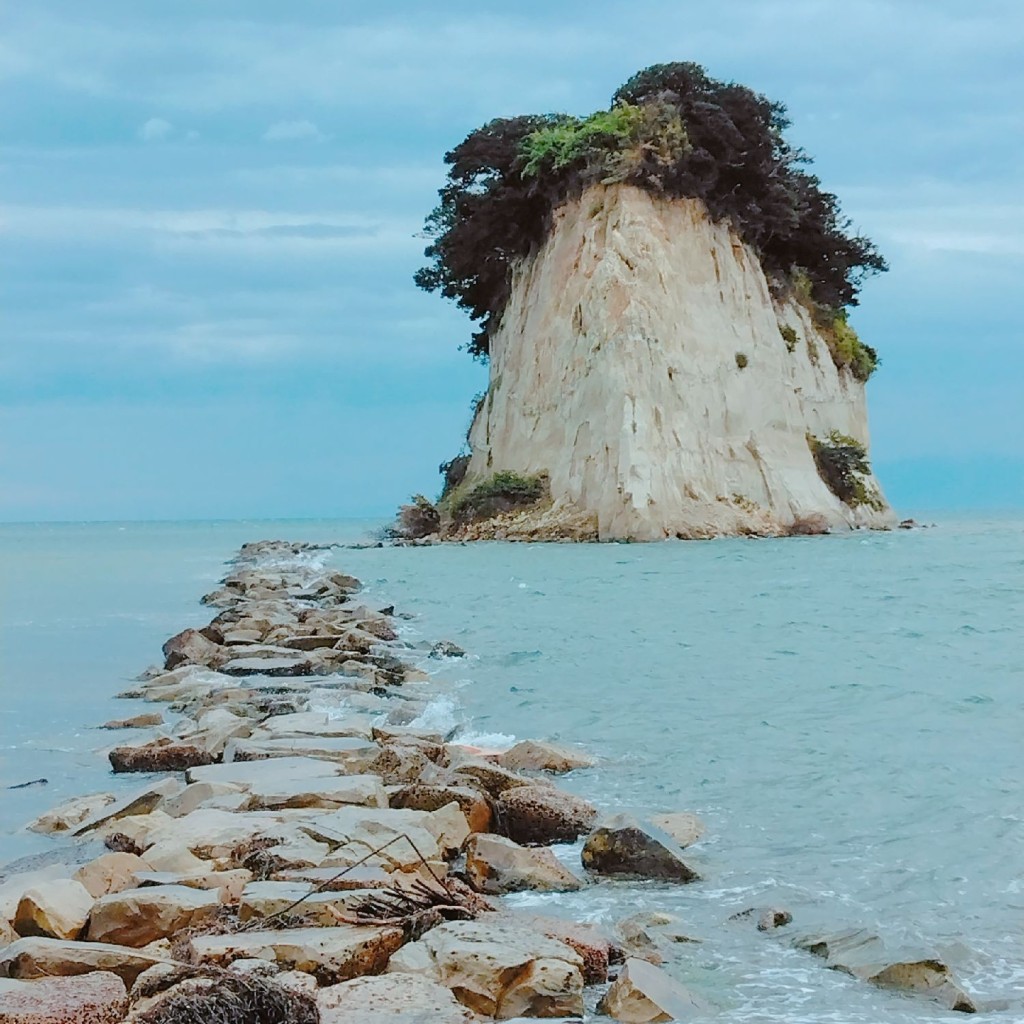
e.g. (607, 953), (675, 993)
(1, 0), (1021, 521)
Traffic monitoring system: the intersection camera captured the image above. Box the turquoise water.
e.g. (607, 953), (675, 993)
(2, 517), (1022, 1021)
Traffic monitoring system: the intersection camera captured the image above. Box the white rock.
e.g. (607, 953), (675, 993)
(14, 880), (93, 940)
(86, 884), (221, 947)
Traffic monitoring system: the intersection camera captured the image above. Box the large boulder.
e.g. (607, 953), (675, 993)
(0, 972), (127, 1024)
(497, 740), (596, 774)
(387, 919), (584, 1019)
(162, 627), (225, 670)
(0, 937), (164, 986)
(318, 974), (474, 1024)
(448, 760), (536, 797)
(189, 924), (405, 985)
(86, 885), (221, 948)
(581, 815), (699, 882)
(13, 881), (93, 940)
(598, 958), (707, 1022)
(465, 835), (583, 895)
(73, 778), (183, 838)
(497, 786), (598, 845)
(239, 773), (388, 812)
(795, 929), (976, 1013)
(108, 740), (214, 773)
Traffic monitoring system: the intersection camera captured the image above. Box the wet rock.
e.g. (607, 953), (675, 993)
(100, 713), (163, 729)
(730, 906), (793, 931)
(72, 853), (148, 899)
(14, 880), (93, 940)
(448, 759), (537, 797)
(795, 929), (976, 1013)
(465, 834), (583, 895)
(387, 919), (584, 1019)
(318, 974), (475, 1023)
(86, 884), (221, 948)
(0, 971), (127, 1024)
(26, 793), (116, 835)
(616, 912), (699, 964)
(429, 641), (466, 659)
(497, 786), (598, 845)
(189, 924), (405, 985)
(648, 812), (706, 849)
(108, 740), (215, 773)
(497, 739), (596, 774)
(598, 957), (707, 1022)
(388, 784), (493, 833)
(582, 815), (700, 882)
(369, 746), (443, 787)
(162, 628), (225, 670)
(0, 937), (164, 986)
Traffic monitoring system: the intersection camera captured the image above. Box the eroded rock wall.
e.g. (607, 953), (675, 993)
(465, 184), (893, 540)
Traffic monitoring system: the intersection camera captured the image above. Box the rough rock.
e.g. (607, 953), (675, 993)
(509, 914), (615, 984)
(582, 815), (699, 882)
(795, 929), (976, 1013)
(73, 779), (183, 838)
(318, 974), (474, 1024)
(13, 881), (93, 940)
(86, 885), (221, 947)
(497, 740), (596, 774)
(598, 958), (706, 1022)
(162, 627), (225, 670)
(0, 972), (127, 1024)
(72, 853), (148, 899)
(108, 740), (214, 773)
(189, 924), (405, 985)
(448, 759), (536, 797)
(730, 905), (793, 931)
(465, 835), (583, 895)
(463, 183), (893, 540)
(387, 919), (584, 1019)
(0, 937), (163, 986)
(648, 813), (705, 849)
(497, 786), (598, 845)
(388, 784), (493, 834)
(131, 869), (251, 902)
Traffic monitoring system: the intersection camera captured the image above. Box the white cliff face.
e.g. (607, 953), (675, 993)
(465, 184), (893, 541)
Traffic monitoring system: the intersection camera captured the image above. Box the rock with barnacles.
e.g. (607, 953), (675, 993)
(497, 786), (598, 845)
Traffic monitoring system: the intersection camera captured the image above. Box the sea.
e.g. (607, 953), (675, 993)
(1, 516), (1022, 1021)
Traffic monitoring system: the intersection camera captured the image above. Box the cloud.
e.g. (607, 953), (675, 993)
(262, 119), (327, 142)
(137, 116), (172, 142)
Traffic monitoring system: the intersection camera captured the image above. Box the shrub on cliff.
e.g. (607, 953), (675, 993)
(447, 471), (547, 525)
(809, 431), (882, 508)
(415, 61), (887, 363)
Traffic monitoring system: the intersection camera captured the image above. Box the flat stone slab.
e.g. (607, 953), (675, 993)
(221, 657), (313, 677)
(225, 736), (378, 768)
(0, 972), (127, 1024)
(186, 756), (347, 786)
(238, 881), (381, 927)
(0, 937), (165, 986)
(240, 773), (388, 811)
(189, 924), (405, 985)
(253, 712), (375, 740)
(318, 974), (474, 1023)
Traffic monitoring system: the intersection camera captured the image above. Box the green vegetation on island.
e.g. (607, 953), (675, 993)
(415, 62), (887, 378)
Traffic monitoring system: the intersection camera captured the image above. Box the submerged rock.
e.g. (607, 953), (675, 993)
(582, 815), (700, 882)
(598, 957), (707, 1022)
(795, 928), (976, 1013)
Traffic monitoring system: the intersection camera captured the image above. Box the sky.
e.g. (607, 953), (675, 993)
(1, 0), (1022, 521)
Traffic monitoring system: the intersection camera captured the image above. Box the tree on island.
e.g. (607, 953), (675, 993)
(415, 62), (887, 379)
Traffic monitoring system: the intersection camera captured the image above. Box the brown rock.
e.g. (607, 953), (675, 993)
(582, 815), (699, 882)
(497, 786), (598, 845)
(0, 972), (127, 1024)
(497, 739), (596, 774)
(162, 628), (225, 670)
(598, 957), (707, 1022)
(465, 834), (583, 895)
(388, 785), (493, 833)
(108, 740), (214, 773)
(448, 759), (536, 797)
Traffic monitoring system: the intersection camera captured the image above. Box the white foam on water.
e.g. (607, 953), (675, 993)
(406, 695), (462, 734)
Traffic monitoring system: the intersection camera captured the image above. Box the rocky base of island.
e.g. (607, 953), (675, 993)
(0, 540), (978, 1021)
